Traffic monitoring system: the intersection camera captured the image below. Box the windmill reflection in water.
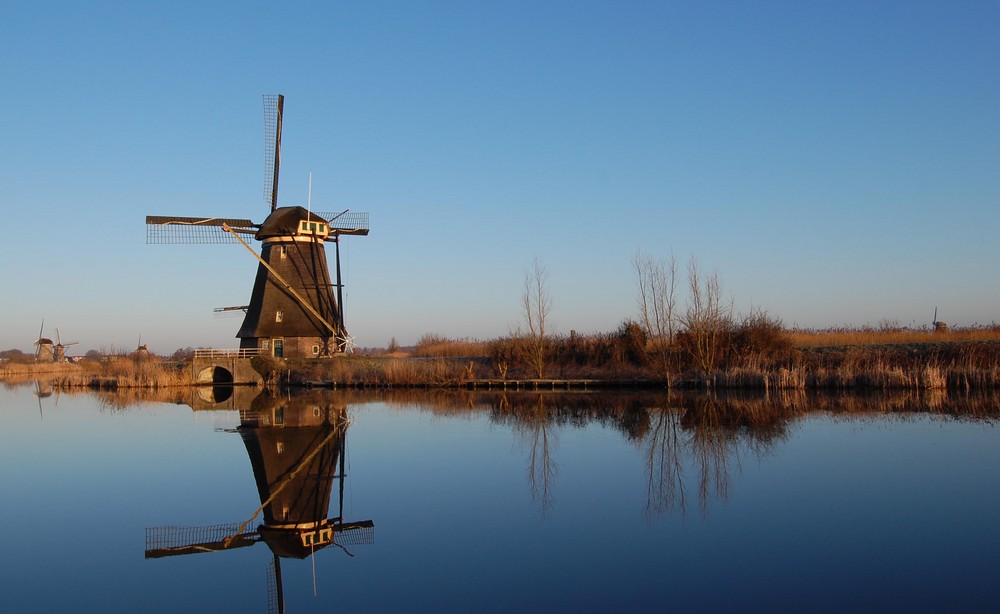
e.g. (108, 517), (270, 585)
(144, 390), (374, 613)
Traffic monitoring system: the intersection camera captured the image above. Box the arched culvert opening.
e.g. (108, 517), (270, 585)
(196, 365), (235, 385)
(211, 366), (234, 385)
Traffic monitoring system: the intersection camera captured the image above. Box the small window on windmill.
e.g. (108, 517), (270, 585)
(275, 310), (284, 323)
(319, 223), (326, 233)
(276, 441), (284, 455)
(299, 221), (308, 232)
(313, 406), (321, 417)
(311, 345), (319, 356)
(309, 222), (318, 233)
(262, 339), (270, 351)
(279, 245), (287, 259)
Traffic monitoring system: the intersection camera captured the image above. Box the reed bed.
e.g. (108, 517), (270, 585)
(787, 325), (1000, 348)
(282, 356), (478, 388)
(0, 358), (190, 389)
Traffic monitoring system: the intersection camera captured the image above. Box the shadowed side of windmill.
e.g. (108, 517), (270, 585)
(146, 94), (370, 368)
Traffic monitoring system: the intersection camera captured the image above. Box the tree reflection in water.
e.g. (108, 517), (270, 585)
(483, 388), (1000, 519)
(26, 382), (1000, 525)
(520, 395), (558, 514)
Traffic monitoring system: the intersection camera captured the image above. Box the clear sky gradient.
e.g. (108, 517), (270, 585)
(3, 1), (997, 354)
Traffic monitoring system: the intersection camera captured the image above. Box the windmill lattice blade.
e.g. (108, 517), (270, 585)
(335, 520), (376, 546)
(144, 523), (259, 558)
(315, 211), (370, 236)
(146, 216), (257, 244)
(263, 94), (283, 211)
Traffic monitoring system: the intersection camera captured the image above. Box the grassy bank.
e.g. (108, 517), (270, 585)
(262, 339), (1000, 391)
(4, 326), (1000, 391)
(0, 357), (189, 389)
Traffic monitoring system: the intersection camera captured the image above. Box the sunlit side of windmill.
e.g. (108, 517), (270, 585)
(146, 95), (369, 358)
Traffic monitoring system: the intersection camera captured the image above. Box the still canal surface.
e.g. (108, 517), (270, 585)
(2, 384), (1000, 612)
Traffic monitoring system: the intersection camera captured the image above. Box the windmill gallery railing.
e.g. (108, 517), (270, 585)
(194, 348), (262, 359)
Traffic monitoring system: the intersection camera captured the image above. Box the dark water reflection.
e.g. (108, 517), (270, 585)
(4, 384), (1000, 612)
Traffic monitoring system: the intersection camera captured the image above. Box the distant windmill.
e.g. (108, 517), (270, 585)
(933, 307), (948, 333)
(146, 95), (370, 358)
(132, 335), (150, 360)
(33, 320), (54, 363)
(53, 328), (79, 363)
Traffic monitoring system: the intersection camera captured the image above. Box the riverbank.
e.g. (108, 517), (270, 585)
(4, 340), (999, 391)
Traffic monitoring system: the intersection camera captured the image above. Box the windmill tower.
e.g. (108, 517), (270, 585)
(53, 328), (79, 363)
(33, 320), (54, 363)
(146, 95), (370, 358)
(933, 307), (948, 333)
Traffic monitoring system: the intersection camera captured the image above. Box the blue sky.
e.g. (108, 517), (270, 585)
(2, 1), (997, 354)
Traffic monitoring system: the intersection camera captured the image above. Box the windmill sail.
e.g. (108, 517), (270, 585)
(144, 523), (260, 559)
(145, 216), (258, 244)
(263, 94), (283, 211)
(314, 211), (370, 236)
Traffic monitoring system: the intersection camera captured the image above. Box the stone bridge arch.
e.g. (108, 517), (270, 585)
(191, 350), (265, 386)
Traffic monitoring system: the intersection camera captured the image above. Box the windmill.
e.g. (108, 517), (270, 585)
(53, 328), (79, 363)
(933, 307), (948, 333)
(144, 390), (374, 613)
(33, 320), (54, 363)
(146, 95), (370, 358)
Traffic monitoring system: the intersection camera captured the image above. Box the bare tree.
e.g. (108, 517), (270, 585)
(633, 250), (679, 382)
(680, 257), (733, 376)
(521, 256), (552, 378)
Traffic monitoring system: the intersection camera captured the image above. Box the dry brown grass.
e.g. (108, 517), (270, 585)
(0, 357), (190, 389)
(283, 356), (479, 387)
(787, 325), (1000, 348)
(411, 334), (489, 358)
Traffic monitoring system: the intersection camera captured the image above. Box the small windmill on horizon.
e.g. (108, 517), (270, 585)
(32, 320), (53, 363)
(146, 95), (370, 358)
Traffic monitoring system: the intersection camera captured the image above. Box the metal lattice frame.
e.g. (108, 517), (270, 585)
(336, 523), (375, 546)
(263, 94), (282, 209)
(315, 211), (370, 235)
(145, 216), (257, 244)
(145, 523), (258, 551)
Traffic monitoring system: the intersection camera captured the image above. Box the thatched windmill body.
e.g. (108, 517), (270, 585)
(146, 95), (369, 358)
(53, 329), (79, 363)
(33, 320), (54, 363)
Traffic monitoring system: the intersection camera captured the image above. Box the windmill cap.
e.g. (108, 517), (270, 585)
(255, 206), (322, 240)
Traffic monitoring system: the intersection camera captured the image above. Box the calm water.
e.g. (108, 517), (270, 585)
(2, 384), (1000, 613)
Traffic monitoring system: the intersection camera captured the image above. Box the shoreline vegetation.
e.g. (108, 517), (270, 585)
(3, 325), (1000, 392)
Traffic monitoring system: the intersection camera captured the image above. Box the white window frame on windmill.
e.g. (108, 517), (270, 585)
(279, 245), (288, 259)
(298, 220), (328, 237)
(275, 310), (284, 323)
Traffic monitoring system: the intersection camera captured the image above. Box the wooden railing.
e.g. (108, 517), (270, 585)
(193, 348), (261, 359)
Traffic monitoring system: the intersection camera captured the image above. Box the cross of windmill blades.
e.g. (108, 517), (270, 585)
(55, 328), (79, 348)
(33, 319), (54, 362)
(145, 94), (370, 358)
